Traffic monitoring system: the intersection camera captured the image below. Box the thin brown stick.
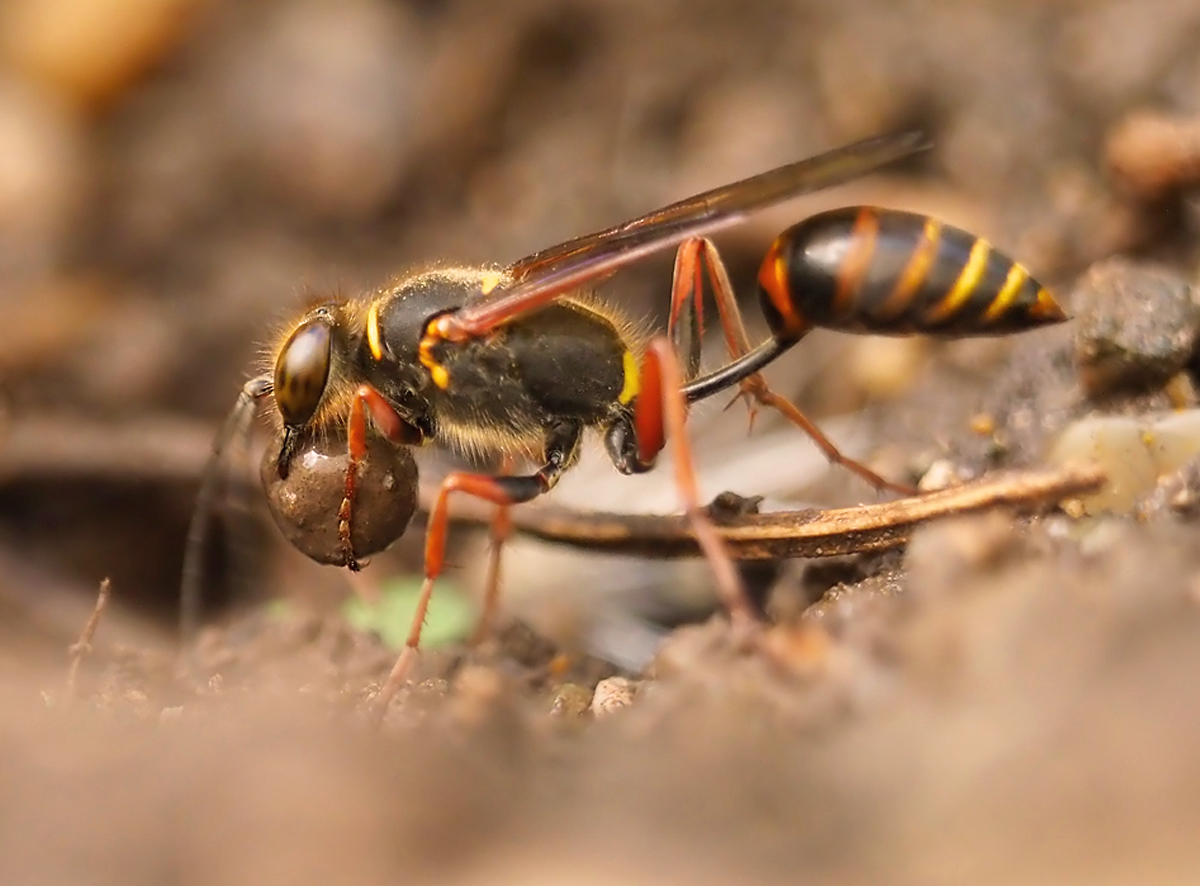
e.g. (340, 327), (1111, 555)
(0, 417), (1103, 566)
(65, 577), (112, 700)
(0, 416), (214, 484)
(429, 463), (1105, 560)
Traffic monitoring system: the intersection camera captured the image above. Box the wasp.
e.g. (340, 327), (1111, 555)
(182, 131), (1065, 708)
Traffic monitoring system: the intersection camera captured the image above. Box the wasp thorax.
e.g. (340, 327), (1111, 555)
(275, 320), (332, 426)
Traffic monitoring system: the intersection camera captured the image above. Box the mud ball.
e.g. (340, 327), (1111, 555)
(260, 430), (419, 565)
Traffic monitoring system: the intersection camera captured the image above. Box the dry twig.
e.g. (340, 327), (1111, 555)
(438, 463), (1106, 560)
(0, 416), (212, 484)
(0, 415), (1105, 564)
(65, 578), (112, 701)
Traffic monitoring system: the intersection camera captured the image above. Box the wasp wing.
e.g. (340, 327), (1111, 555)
(441, 130), (927, 340)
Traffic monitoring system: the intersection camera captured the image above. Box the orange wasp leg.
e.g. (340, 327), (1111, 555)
(340, 383), (425, 570)
(469, 455), (515, 646)
(673, 237), (916, 496)
(667, 238), (706, 381)
(373, 425), (581, 713)
(635, 337), (760, 635)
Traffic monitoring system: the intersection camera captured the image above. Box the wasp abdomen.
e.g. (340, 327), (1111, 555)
(757, 207), (1065, 341)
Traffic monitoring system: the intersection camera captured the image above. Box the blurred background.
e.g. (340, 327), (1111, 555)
(8, 3), (1200, 885)
(0, 0), (1197, 645)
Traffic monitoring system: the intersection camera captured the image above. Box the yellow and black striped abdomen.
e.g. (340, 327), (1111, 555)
(756, 206), (1066, 341)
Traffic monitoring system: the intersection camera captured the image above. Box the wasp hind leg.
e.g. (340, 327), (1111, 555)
(670, 237), (916, 496)
(605, 338), (761, 640)
(469, 502), (514, 646)
(470, 451), (521, 647)
(373, 422), (582, 715)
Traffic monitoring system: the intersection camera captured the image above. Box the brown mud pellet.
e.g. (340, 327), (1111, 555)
(261, 429), (418, 565)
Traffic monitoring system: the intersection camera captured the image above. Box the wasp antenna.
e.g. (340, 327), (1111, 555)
(179, 375), (272, 645)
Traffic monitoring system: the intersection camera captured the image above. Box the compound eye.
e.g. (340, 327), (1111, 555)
(274, 320), (332, 426)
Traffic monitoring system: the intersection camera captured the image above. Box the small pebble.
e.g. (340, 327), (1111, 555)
(1060, 498), (1087, 520)
(1048, 415), (1158, 514)
(590, 677), (636, 717)
(1165, 372), (1199, 409)
(918, 459), (966, 493)
(1072, 258), (1200, 397)
(548, 683), (592, 719)
(1048, 410), (1200, 514)
(1137, 458), (1200, 520)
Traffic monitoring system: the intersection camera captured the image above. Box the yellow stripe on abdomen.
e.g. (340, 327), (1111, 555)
(982, 262), (1028, 323)
(924, 237), (991, 324)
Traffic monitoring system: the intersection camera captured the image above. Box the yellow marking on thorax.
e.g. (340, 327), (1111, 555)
(925, 238), (991, 324)
(982, 262), (1028, 322)
(366, 300), (384, 360)
(418, 335), (450, 390)
(618, 350), (640, 404)
(480, 271), (504, 295)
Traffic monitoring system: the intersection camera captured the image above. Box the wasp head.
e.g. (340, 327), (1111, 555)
(272, 306), (338, 478)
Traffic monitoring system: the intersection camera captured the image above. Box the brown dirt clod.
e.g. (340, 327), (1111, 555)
(1072, 257), (1200, 397)
(260, 429), (418, 565)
